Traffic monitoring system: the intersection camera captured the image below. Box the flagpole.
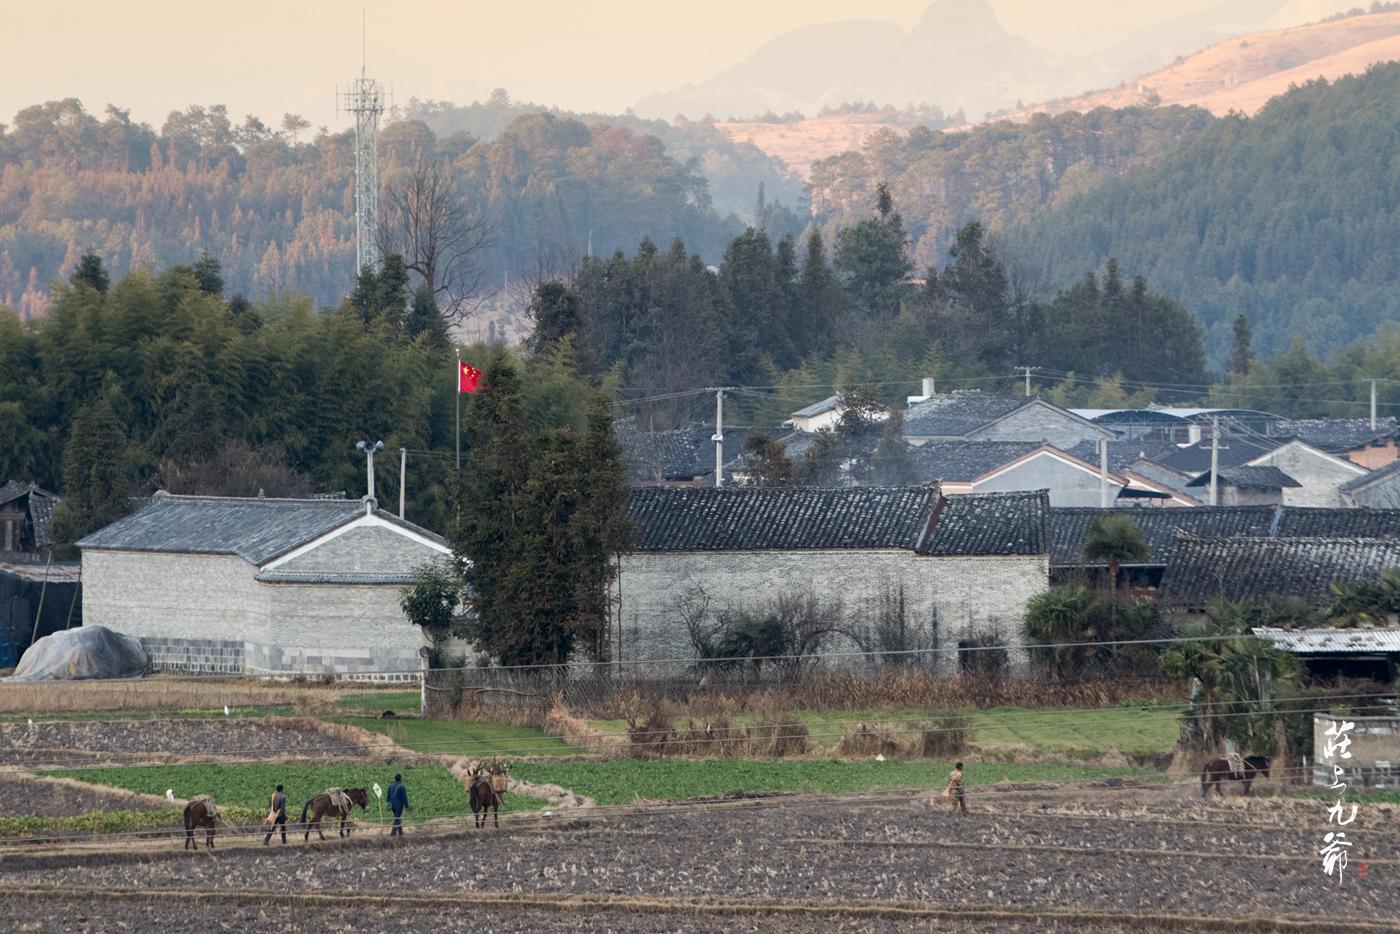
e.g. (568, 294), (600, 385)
(455, 353), (461, 472)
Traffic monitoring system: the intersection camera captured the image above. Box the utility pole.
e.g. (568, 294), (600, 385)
(1209, 416), (1220, 507)
(1099, 438), (1110, 508)
(398, 447), (407, 519)
(1371, 378), (1378, 431)
(355, 440), (384, 501)
(712, 388), (725, 488)
(455, 352), (461, 472)
(1020, 366), (1033, 397)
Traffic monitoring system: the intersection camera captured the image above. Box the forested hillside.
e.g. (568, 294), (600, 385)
(400, 91), (806, 223)
(0, 101), (745, 318)
(807, 105), (1217, 272)
(1009, 62), (1400, 358)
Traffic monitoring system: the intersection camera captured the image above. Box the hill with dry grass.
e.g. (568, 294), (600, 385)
(999, 11), (1400, 119)
(720, 11), (1400, 177)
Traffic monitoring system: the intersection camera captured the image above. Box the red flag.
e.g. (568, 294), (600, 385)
(458, 360), (482, 394)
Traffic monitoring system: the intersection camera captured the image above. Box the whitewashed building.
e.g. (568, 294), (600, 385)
(615, 486), (1049, 675)
(78, 492), (451, 677)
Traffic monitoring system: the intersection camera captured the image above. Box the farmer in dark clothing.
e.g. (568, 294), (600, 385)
(387, 774), (409, 836)
(264, 784), (288, 845)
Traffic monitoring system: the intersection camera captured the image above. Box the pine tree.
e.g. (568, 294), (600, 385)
(407, 284), (449, 349)
(570, 400), (635, 660)
(71, 253), (110, 295)
(1229, 314), (1253, 378)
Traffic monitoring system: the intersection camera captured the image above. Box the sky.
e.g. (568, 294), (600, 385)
(1, 0), (1353, 131)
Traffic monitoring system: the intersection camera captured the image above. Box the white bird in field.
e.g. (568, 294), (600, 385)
(26, 719), (33, 730)
(166, 789), (175, 802)
(223, 705), (230, 716)
(875, 754), (886, 762)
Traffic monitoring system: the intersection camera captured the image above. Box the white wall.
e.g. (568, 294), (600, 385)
(614, 549), (1047, 675)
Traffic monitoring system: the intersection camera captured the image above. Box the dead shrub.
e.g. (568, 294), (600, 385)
(835, 721), (909, 758)
(918, 712), (970, 758)
(543, 694), (622, 755)
(746, 720), (810, 757)
(627, 702), (677, 757)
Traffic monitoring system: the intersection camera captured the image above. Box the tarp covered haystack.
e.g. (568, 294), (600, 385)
(6, 626), (148, 682)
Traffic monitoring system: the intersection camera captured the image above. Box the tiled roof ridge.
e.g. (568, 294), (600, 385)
(148, 492), (360, 506)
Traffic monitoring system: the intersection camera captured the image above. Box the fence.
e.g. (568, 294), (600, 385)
(422, 658), (1180, 721)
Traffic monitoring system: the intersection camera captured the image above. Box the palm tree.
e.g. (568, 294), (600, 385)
(1083, 514), (1149, 591)
(1024, 585), (1097, 680)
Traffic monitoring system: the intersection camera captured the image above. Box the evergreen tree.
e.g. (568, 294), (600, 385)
(743, 432), (797, 487)
(407, 284), (449, 349)
(46, 383), (131, 553)
(71, 252), (109, 295)
(1229, 314), (1254, 378)
(871, 408), (917, 486)
(570, 400), (635, 660)
(833, 184), (912, 318)
(192, 251), (224, 295)
(525, 280), (583, 357)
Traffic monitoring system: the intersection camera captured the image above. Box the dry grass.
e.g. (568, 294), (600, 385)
(543, 696), (624, 755)
(0, 677), (353, 715)
(833, 712), (968, 760)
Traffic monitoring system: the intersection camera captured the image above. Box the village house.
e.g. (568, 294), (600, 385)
(615, 486), (1049, 675)
(902, 392), (1115, 449)
(0, 481), (58, 559)
(613, 417), (749, 487)
(1047, 505), (1400, 589)
(911, 440), (1171, 507)
(1184, 465), (1301, 506)
(77, 492), (451, 677)
(1158, 535), (1400, 620)
(1342, 458), (1400, 508)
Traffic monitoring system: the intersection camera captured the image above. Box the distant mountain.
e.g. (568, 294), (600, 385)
(635, 0), (1098, 122)
(996, 9), (1400, 120)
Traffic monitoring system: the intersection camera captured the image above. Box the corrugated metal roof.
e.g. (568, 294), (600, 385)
(1253, 627), (1400, 653)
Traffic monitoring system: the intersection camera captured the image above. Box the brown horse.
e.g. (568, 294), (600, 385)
(183, 798), (218, 850)
(467, 763), (508, 828)
(300, 787), (369, 840)
(1201, 755), (1270, 797)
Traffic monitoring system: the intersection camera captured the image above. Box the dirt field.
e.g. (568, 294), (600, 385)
(1, 789), (1394, 932)
(0, 772), (167, 818)
(0, 717), (381, 767)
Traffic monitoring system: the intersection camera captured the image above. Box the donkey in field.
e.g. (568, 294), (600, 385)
(300, 787), (369, 840)
(182, 796), (219, 850)
(467, 762), (509, 828)
(1201, 755), (1270, 797)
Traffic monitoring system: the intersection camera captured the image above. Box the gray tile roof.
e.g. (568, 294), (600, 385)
(914, 491), (1048, 556)
(628, 486), (942, 552)
(0, 482), (59, 550)
(789, 395), (840, 419)
(1160, 537), (1400, 608)
(1154, 436), (1276, 474)
(1186, 465), (1301, 490)
(1267, 418), (1398, 452)
(902, 392), (1030, 438)
(1049, 505), (1400, 568)
(1341, 458), (1400, 494)
(1123, 460), (1198, 500)
(910, 441), (1042, 482)
(1047, 506), (1281, 567)
(614, 418), (749, 484)
(1064, 440), (1176, 473)
(76, 493), (444, 565)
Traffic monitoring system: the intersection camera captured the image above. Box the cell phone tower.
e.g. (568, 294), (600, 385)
(339, 18), (385, 274)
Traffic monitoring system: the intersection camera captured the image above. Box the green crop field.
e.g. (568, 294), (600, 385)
(512, 759), (1155, 806)
(588, 704), (1179, 760)
(334, 715), (575, 757)
(53, 763), (546, 825)
(333, 691), (422, 715)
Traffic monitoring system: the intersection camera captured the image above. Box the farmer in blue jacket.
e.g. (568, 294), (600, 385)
(387, 774), (409, 836)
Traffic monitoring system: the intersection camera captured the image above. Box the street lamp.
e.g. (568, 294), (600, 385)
(355, 440), (385, 501)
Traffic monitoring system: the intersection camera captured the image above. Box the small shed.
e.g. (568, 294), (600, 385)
(1254, 627), (1400, 683)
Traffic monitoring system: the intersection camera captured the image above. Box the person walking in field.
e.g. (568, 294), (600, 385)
(387, 773), (409, 837)
(944, 762), (967, 815)
(264, 783), (288, 845)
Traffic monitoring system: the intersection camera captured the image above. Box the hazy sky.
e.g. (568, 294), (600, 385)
(1, 0), (1343, 130)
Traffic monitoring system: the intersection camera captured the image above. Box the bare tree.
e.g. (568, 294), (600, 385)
(378, 159), (492, 327)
